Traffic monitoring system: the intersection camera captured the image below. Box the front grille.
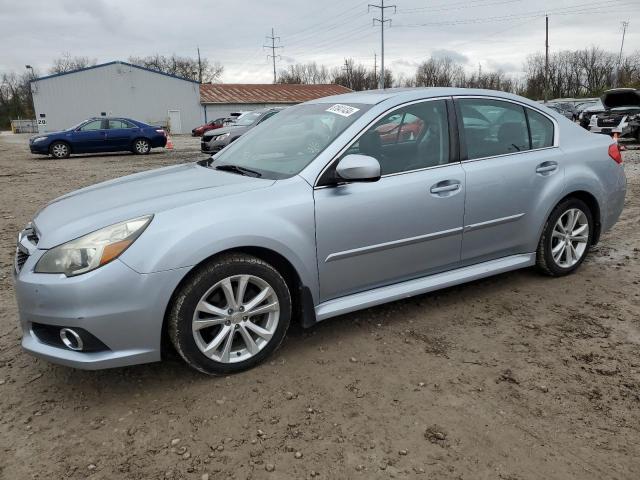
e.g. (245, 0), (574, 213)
(14, 224), (39, 274)
(597, 115), (623, 127)
(15, 250), (29, 272)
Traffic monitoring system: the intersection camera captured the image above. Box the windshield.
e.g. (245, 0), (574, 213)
(234, 111), (263, 126)
(211, 103), (371, 179)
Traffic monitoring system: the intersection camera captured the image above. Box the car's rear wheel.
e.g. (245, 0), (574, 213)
(49, 141), (70, 159)
(168, 253), (291, 375)
(536, 198), (593, 276)
(133, 138), (151, 155)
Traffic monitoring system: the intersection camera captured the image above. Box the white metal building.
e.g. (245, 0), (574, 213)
(31, 61), (202, 134)
(199, 84), (352, 122)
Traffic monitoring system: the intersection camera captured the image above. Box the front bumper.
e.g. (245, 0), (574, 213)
(29, 142), (49, 154)
(14, 252), (189, 370)
(201, 138), (227, 154)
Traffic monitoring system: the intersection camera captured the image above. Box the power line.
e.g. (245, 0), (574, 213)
(369, 0), (396, 89)
(264, 28), (283, 84)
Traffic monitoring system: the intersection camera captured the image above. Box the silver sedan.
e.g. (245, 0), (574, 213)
(13, 87), (626, 374)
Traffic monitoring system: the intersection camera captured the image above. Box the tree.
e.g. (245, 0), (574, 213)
(128, 54), (223, 83)
(49, 53), (97, 74)
(277, 62), (330, 84)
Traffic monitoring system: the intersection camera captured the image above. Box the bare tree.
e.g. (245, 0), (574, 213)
(128, 54), (223, 83)
(277, 62), (330, 84)
(49, 53), (97, 74)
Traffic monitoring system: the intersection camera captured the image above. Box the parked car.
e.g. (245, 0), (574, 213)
(14, 88), (626, 375)
(201, 108), (282, 154)
(546, 102), (576, 120)
(192, 118), (226, 137)
(588, 88), (640, 141)
(29, 117), (167, 159)
(578, 100), (605, 129)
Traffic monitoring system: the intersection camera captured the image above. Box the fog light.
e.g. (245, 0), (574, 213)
(59, 328), (84, 351)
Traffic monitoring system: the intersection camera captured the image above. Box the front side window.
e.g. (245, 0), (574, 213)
(341, 100), (449, 175)
(79, 120), (104, 131)
(458, 98), (529, 160)
(211, 103), (371, 179)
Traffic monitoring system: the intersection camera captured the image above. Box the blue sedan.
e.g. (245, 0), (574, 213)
(29, 117), (168, 159)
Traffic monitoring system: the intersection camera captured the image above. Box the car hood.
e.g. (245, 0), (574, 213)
(203, 125), (248, 139)
(601, 89), (640, 109)
(33, 163), (275, 248)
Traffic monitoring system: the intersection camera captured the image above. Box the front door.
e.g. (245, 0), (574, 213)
(72, 119), (108, 153)
(314, 99), (466, 302)
(454, 97), (564, 264)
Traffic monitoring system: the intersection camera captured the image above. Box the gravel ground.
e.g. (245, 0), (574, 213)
(1, 133), (639, 480)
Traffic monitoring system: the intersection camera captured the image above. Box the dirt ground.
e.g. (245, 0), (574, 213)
(0, 132), (639, 480)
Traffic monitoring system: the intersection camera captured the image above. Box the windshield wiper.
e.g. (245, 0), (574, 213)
(215, 164), (262, 177)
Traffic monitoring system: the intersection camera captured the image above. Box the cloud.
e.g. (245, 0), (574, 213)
(431, 49), (469, 64)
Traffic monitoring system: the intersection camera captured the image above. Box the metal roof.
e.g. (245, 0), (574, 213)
(31, 61), (200, 84)
(199, 83), (352, 104)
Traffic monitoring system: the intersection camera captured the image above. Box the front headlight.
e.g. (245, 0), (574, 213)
(35, 215), (152, 276)
(215, 133), (230, 141)
(33, 136), (47, 143)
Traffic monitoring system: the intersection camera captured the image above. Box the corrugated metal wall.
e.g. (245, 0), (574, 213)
(31, 62), (203, 134)
(204, 103), (295, 122)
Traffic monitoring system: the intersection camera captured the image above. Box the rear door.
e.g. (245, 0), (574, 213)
(106, 119), (135, 150)
(455, 96), (564, 264)
(71, 119), (108, 152)
(314, 98), (466, 302)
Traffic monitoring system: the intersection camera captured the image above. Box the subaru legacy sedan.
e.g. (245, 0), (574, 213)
(14, 88), (626, 375)
(29, 117), (167, 158)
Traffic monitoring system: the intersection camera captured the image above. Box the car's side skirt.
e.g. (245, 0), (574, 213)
(314, 253), (536, 322)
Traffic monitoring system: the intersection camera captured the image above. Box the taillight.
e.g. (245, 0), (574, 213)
(608, 143), (623, 164)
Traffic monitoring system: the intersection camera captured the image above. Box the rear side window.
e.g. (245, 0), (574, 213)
(527, 108), (554, 148)
(108, 120), (134, 129)
(458, 98), (529, 160)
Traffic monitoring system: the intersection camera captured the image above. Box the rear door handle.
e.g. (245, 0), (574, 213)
(430, 180), (461, 196)
(535, 161), (558, 175)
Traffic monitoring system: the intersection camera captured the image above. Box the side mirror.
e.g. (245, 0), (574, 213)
(335, 154), (381, 183)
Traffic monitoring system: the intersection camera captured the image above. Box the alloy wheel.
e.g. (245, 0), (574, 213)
(551, 208), (589, 268)
(135, 140), (149, 154)
(52, 144), (68, 158)
(191, 275), (280, 363)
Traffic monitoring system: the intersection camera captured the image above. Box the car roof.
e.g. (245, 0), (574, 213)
(306, 87), (542, 107)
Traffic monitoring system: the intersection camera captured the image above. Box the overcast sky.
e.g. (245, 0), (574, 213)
(0, 0), (638, 83)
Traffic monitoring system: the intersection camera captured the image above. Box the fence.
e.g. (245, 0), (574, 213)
(10, 119), (38, 134)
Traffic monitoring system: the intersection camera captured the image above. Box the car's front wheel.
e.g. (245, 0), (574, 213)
(168, 254), (291, 375)
(133, 138), (151, 155)
(49, 141), (70, 159)
(536, 198), (593, 276)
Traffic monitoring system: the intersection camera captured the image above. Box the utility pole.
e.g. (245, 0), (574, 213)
(544, 14), (549, 103)
(616, 21), (629, 87)
(369, 1), (396, 89)
(197, 47), (202, 83)
(264, 28), (282, 84)
(373, 52), (377, 87)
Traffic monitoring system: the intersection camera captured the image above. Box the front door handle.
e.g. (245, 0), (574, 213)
(535, 161), (558, 175)
(430, 180), (461, 196)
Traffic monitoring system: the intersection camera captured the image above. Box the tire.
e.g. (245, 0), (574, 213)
(536, 198), (593, 277)
(168, 253), (291, 375)
(132, 138), (151, 155)
(49, 141), (70, 159)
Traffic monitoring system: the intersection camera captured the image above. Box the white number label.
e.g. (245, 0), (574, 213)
(37, 119), (46, 125)
(326, 104), (360, 117)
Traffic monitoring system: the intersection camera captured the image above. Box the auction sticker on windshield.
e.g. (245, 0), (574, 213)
(326, 104), (360, 117)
